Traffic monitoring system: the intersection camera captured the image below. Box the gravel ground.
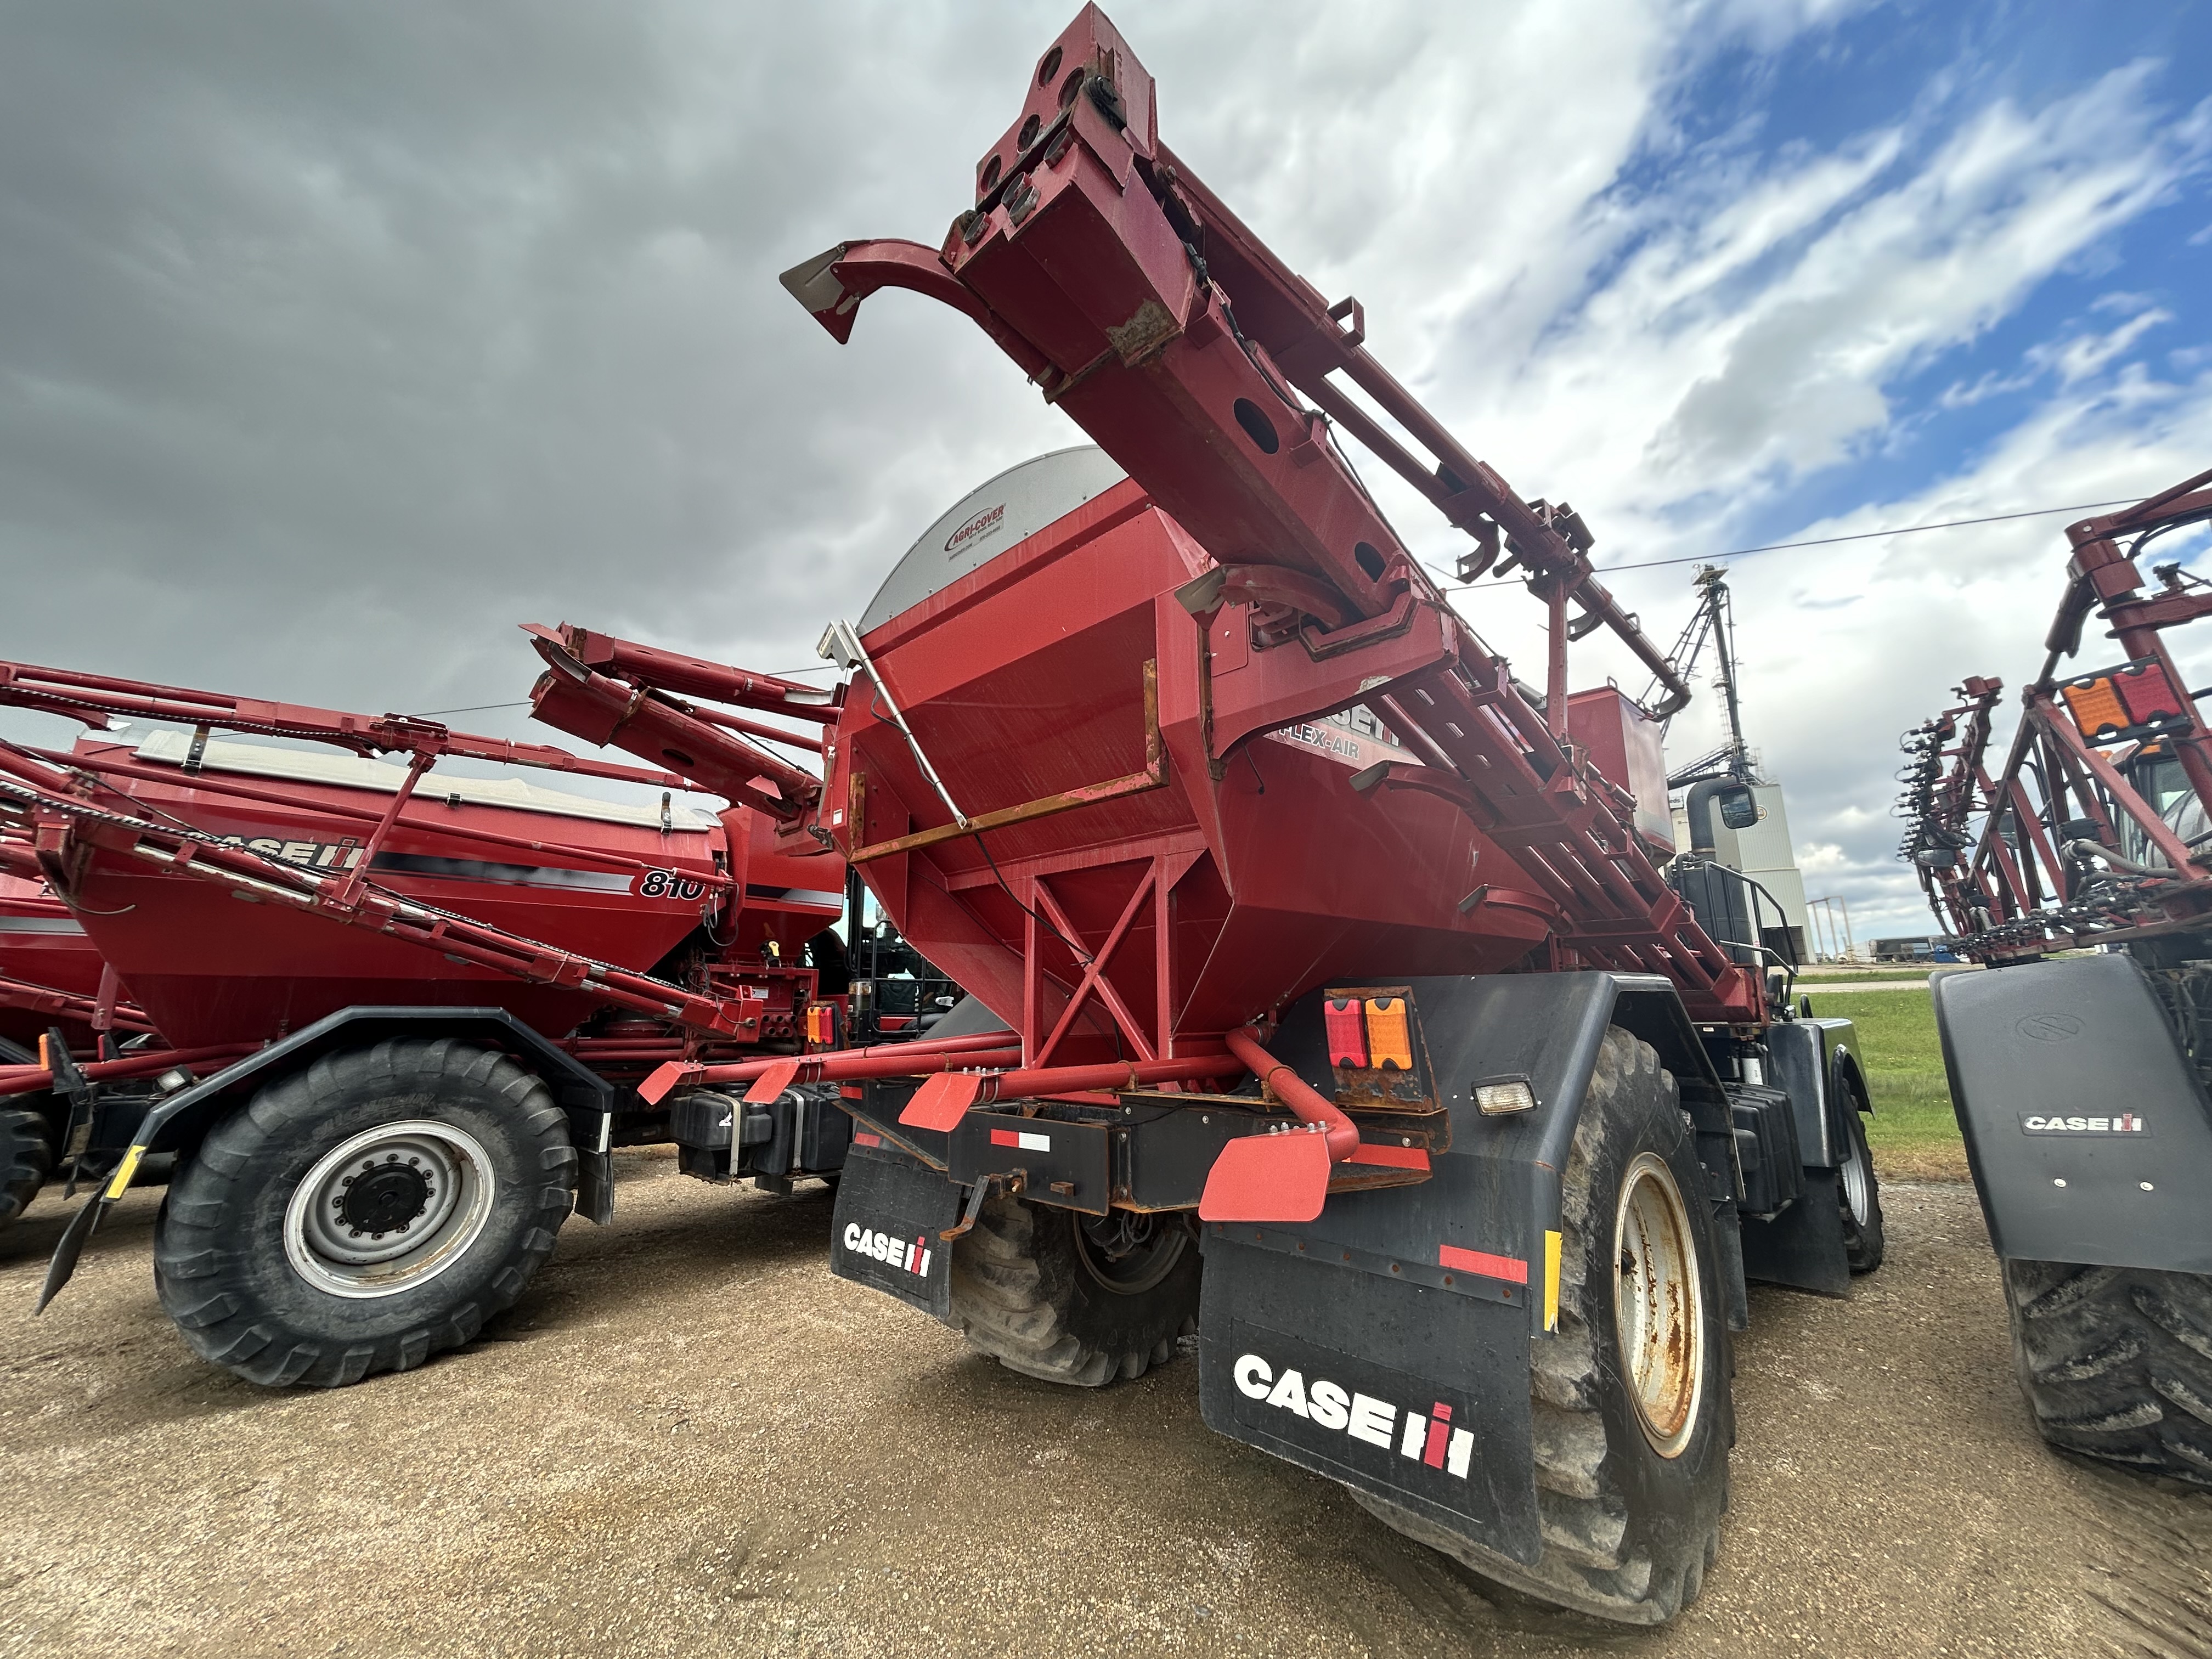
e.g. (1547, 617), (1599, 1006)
(2, 1159), (2207, 1658)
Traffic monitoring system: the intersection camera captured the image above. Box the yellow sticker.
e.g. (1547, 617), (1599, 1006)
(103, 1145), (146, 1201)
(1543, 1229), (1563, 1332)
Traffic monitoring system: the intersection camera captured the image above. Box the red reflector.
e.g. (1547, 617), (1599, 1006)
(1364, 997), (1413, 1071)
(989, 1128), (1021, 1147)
(899, 1071), (983, 1131)
(2117, 661), (2185, 726)
(1346, 1142), (1430, 1170)
(839, 1084), (864, 1099)
(1324, 997), (1368, 1067)
(742, 1057), (803, 1105)
(853, 1130), (882, 1148)
(1198, 1132), (1331, 1223)
(1439, 1243), (1529, 1284)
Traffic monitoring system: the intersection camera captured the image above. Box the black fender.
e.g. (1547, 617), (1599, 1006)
(1196, 970), (1739, 1571)
(1829, 1041), (1872, 1146)
(1933, 954), (2212, 1273)
(38, 1007), (617, 1314)
(1762, 1014), (1869, 1167)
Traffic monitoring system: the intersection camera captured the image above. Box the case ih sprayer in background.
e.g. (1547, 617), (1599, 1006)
(527, 9), (1885, 1624)
(1899, 465), (2212, 1488)
(0, 654), (849, 1385)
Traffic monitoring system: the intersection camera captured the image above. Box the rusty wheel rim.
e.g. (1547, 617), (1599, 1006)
(1612, 1151), (1705, 1458)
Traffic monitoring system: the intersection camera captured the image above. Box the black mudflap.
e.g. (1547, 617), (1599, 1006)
(1197, 1230), (1541, 1566)
(1739, 1172), (1851, 1296)
(830, 1140), (962, 1324)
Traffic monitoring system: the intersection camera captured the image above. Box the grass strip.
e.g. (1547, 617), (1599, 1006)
(1801, 988), (1968, 1182)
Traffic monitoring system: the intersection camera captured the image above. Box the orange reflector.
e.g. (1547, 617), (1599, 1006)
(1324, 997), (1368, 1068)
(37, 1032), (51, 1071)
(1364, 997), (1413, 1071)
(2061, 675), (2130, 741)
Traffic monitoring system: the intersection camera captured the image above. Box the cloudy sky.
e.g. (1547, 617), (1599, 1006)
(2, 0), (2207, 944)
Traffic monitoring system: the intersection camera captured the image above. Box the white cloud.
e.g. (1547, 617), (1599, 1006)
(1, 0), (2204, 952)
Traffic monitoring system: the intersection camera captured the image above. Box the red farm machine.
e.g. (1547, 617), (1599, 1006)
(0, 654), (850, 1386)
(519, 8), (1887, 1625)
(0, 870), (158, 1227)
(1898, 465), (2212, 1488)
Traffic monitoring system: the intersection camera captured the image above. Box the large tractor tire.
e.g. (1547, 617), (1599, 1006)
(2004, 1259), (2212, 1487)
(1835, 1093), (1885, 1274)
(950, 1194), (1200, 1387)
(1359, 1028), (1733, 1625)
(1, 1105), (53, 1227)
(153, 1038), (577, 1388)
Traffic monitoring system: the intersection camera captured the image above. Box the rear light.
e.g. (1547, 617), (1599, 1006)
(2116, 659), (2186, 727)
(1364, 997), (1413, 1071)
(1324, 997), (1368, 1067)
(2058, 676), (2126, 741)
(1475, 1078), (1537, 1115)
(2060, 658), (2191, 745)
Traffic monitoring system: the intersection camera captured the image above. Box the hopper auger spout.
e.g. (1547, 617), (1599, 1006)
(527, 5), (1888, 1627)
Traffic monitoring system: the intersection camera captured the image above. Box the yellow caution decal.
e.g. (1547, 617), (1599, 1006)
(103, 1145), (146, 1201)
(1543, 1230), (1563, 1332)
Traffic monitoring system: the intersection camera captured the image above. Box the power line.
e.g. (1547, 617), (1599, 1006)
(430, 493), (2177, 713)
(1436, 495), (2158, 591)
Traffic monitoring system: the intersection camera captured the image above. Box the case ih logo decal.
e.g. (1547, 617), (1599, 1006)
(843, 1222), (932, 1278)
(213, 834), (364, 871)
(1234, 1353), (1474, 1478)
(2020, 1112), (2149, 1136)
(944, 501), (1006, 554)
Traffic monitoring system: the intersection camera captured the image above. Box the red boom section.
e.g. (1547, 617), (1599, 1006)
(1900, 469), (2212, 957)
(780, 7), (1757, 1026)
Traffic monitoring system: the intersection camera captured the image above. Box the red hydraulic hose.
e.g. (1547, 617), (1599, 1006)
(1224, 1025), (1359, 1161)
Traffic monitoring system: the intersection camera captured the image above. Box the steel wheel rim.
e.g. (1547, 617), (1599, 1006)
(1613, 1151), (1705, 1459)
(1838, 1116), (1872, 1226)
(284, 1120), (496, 1300)
(1071, 1210), (1188, 1296)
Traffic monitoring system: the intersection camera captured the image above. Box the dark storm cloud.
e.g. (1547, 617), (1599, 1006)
(0, 1), (1074, 714)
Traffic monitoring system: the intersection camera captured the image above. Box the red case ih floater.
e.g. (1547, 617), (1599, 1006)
(0, 654), (849, 1385)
(1898, 465), (2212, 1487)
(531, 9), (1886, 1623)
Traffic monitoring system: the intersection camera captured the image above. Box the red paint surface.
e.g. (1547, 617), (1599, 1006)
(1439, 1243), (1530, 1285)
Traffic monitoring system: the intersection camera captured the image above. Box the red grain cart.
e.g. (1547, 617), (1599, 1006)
(522, 9), (1887, 1624)
(0, 656), (846, 1386)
